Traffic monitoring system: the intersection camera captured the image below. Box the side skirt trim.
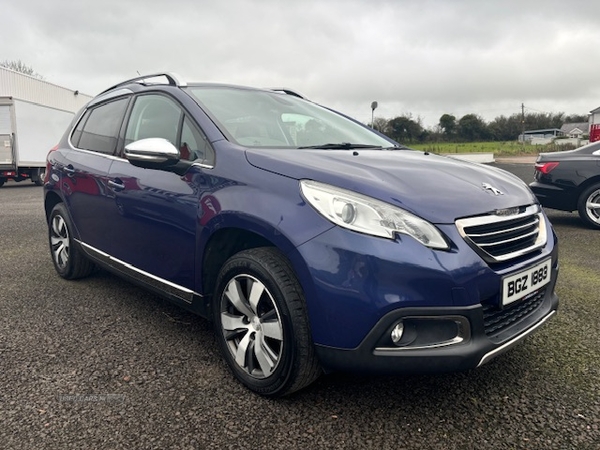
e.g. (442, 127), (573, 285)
(77, 240), (199, 304)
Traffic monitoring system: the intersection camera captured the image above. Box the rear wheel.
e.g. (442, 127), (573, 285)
(33, 168), (45, 186)
(0, 178), (4, 188)
(577, 183), (600, 229)
(48, 203), (95, 279)
(213, 248), (321, 396)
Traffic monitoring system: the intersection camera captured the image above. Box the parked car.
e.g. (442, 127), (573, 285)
(44, 73), (559, 396)
(530, 142), (600, 229)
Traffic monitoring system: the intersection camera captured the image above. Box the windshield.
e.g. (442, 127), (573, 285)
(185, 86), (394, 149)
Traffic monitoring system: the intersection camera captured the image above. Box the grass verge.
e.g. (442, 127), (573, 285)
(409, 141), (577, 156)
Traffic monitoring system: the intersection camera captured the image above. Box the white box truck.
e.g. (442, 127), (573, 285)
(0, 67), (92, 187)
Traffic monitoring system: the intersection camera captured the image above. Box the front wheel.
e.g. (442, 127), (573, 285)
(577, 183), (600, 229)
(48, 203), (95, 279)
(0, 178), (4, 188)
(213, 248), (321, 396)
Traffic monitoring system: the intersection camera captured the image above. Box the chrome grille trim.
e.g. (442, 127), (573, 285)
(466, 219), (537, 238)
(477, 229), (539, 248)
(455, 204), (547, 263)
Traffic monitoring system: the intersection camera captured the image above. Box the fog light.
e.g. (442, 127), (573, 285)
(391, 322), (404, 344)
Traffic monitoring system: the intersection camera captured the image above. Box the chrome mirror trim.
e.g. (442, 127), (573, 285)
(124, 138), (180, 163)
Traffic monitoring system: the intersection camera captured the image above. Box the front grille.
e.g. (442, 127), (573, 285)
(455, 205), (547, 263)
(482, 289), (546, 336)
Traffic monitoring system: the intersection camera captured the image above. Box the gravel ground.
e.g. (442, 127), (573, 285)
(0, 166), (599, 449)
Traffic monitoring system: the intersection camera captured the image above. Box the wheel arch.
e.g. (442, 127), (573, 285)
(576, 175), (600, 198)
(44, 191), (63, 223)
(200, 227), (275, 299)
(198, 218), (322, 328)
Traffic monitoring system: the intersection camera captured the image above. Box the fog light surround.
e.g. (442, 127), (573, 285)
(376, 315), (471, 352)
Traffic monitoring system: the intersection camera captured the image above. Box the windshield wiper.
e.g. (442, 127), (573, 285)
(383, 145), (409, 150)
(298, 143), (383, 150)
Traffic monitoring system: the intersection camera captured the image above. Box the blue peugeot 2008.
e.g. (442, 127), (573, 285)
(44, 73), (558, 396)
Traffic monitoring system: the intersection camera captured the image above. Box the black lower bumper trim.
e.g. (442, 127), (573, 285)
(314, 288), (559, 375)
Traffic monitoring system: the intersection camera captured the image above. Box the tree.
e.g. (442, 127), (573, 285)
(439, 114), (457, 137)
(457, 114), (489, 141)
(387, 115), (425, 143)
(488, 114), (522, 141)
(563, 114), (588, 123)
(372, 117), (389, 134)
(522, 112), (564, 130)
(0, 60), (44, 79)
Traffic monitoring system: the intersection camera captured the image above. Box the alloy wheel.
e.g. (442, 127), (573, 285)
(220, 274), (284, 379)
(586, 188), (600, 225)
(50, 215), (70, 270)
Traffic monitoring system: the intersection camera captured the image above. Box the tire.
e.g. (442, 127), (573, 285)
(213, 247), (321, 396)
(33, 168), (45, 186)
(48, 203), (95, 279)
(0, 178), (4, 188)
(577, 183), (600, 229)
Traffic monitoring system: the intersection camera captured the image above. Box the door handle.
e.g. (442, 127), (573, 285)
(63, 165), (75, 175)
(108, 179), (125, 191)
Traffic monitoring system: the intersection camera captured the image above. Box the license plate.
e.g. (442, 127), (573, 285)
(502, 259), (551, 306)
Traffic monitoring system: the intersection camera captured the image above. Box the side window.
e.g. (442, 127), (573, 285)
(125, 94), (214, 165)
(77, 98), (129, 154)
(125, 95), (182, 147)
(181, 117), (215, 164)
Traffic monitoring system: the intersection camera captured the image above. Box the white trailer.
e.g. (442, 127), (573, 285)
(0, 67), (92, 187)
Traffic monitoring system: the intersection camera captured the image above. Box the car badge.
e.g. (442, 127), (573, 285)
(495, 207), (519, 216)
(482, 183), (503, 196)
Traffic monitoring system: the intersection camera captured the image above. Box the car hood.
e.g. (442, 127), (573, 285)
(246, 149), (536, 223)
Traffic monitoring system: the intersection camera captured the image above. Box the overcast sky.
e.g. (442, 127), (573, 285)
(2, 0), (600, 127)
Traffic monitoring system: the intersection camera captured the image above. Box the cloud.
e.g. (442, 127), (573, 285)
(2, 0), (600, 127)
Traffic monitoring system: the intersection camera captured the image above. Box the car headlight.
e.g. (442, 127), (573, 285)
(300, 180), (449, 250)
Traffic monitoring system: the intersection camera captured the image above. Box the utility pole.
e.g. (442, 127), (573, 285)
(521, 103), (525, 144)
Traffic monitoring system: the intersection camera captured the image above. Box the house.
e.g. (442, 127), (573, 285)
(560, 122), (588, 138)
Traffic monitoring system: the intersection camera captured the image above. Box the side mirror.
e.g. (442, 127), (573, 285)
(124, 138), (180, 166)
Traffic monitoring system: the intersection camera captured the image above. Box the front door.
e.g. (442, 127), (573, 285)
(104, 93), (215, 293)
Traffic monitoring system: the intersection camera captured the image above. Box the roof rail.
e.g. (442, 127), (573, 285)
(98, 72), (187, 96)
(269, 88), (307, 99)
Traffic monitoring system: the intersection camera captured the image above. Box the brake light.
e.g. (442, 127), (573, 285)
(535, 161), (559, 174)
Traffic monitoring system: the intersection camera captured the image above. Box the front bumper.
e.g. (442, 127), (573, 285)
(292, 213), (559, 374)
(314, 280), (558, 374)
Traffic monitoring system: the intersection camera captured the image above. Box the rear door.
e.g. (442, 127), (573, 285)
(62, 96), (130, 252)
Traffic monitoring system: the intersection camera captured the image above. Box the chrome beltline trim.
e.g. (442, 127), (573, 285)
(77, 240), (199, 303)
(477, 310), (556, 367)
